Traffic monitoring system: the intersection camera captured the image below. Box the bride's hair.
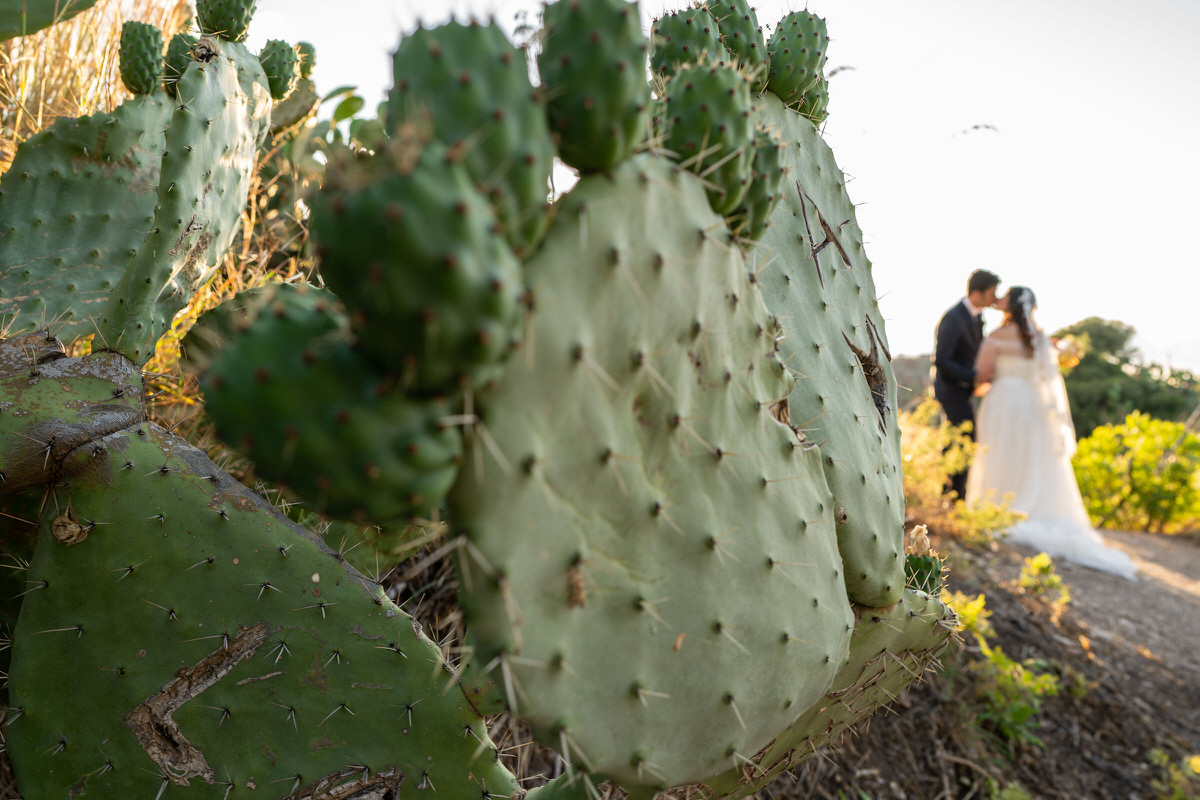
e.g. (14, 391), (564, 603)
(1005, 285), (1039, 354)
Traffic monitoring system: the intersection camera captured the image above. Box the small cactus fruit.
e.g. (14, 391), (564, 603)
(118, 20), (163, 96)
(196, 0), (256, 41)
(5, 422), (519, 798)
(649, 4), (725, 81)
(162, 31), (197, 98)
(711, 0), (770, 93)
(296, 39), (315, 78)
(183, 282), (463, 523)
(753, 93), (906, 608)
(387, 19), (555, 258)
(766, 10), (829, 114)
(450, 154), (853, 790)
(663, 62), (755, 215)
(537, 0), (650, 173)
(309, 138), (524, 394)
(257, 38), (298, 100)
(728, 127), (785, 243)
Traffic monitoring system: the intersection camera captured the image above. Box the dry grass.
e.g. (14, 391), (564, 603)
(0, 0), (191, 174)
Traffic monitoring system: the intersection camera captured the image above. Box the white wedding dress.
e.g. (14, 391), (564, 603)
(965, 335), (1138, 579)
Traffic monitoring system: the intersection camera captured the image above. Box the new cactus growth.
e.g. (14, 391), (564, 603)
(118, 20), (164, 96)
(538, 0), (651, 173)
(766, 11), (831, 122)
(195, 0), (256, 42)
(163, 31), (198, 98)
(257, 38), (300, 100)
(711, 0), (770, 92)
(650, 4), (725, 80)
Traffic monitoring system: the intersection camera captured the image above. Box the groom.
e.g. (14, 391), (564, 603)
(933, 269), (1000, 498)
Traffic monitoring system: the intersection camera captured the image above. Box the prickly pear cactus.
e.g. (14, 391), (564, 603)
(258, 37), (299, 100)
(163, 31), (198, 97)
(710, 0), (770, 92)
(449, 153), (854, 790)
(195, 0), (256, 42)
(728, 127), (784, 243)
(5, 415), (518, 798)
(766, 10), (830, 121)
(537, 0), (650, 173)
(753, 92), (907, 608)
(118, 20), (164, 96)
(650, 4), (725, 80)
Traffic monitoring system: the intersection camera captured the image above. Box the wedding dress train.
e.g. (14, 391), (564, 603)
(965, 337), (1138, 579)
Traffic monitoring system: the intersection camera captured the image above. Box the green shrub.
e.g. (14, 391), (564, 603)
(1149, 750), (1200, 800)
(1073, 411), (1200, 533)
(1018, 553), (1071, 620)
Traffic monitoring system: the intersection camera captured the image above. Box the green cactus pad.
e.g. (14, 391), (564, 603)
(387, 19), (555, 258)
(296, 40), (315, 78)
(310, 139), (524, 394)
(0, 95), (171, 345)
(538, 0), (650, 173)
(98, 36), (274, 365)
(753, 93), (906, 608)
(649, 5), (725, 81)
(5, 422), (518, 799)
(711, 0), (770, 92)
(728, 127), (785, 243)
(162, 31), (198, 98)
(766, 10), (829, 113)
(258, 37), (299, 100)
(195, 0), (256, 42)
(183, 282), (463, 523)
(449, 154), (853, 790)
(118, 20), (164, 96)
(0, 0), (99, 41)
(691, 590), (958, 798)
(663, 62), (755, 216)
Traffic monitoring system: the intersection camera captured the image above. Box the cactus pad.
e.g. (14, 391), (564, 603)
(258, 38), (299, 100)
(195, 0), (256, 42)
(766, 11), (829, 114)
(649, 5), (725, 81)
(0, 0), (100, 41)
(728, 127), (785, 243)
(387, 19), (555, 258)
(538, 0), (650, 173)
(450, 154), (853, 790)
(310, 138), (524, 394)
(5, 422), (518, 798)
(183, 283), (463, 523)
(711, 0), (770, 92)
(118, 21), (164, 96)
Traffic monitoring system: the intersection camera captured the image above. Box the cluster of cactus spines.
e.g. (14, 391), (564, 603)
(96, 32), (275, 364)
(195, 0), (256, 42)
(386, 19), (555, 259)
(766, 10), (831, 123)
(182, 282), (464, 523)
(309, 136), (525, 394)
(257, 38), (300, 100)
(296, 40), (315, 78)
(0, 91), (172, 343)
(163, 31), (198, 98)
(118, 20), (164, 96)
(710, 0), (770, 92)
(448, 153), (854, 790)
(0, 0), (99, 41)
(537, 0), (651, 173)
(649, 4), (725, 80)
(5, 418), (519, 798)
(662, 62), (755, 215)
(753, 93), (907, 608)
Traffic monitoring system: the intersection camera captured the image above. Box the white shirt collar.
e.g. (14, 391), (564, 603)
(962, 297), (983, 317)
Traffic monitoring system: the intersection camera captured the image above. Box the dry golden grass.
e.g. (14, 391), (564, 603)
(0, 0), (191, 174)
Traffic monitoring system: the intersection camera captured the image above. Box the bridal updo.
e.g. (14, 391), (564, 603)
(1005, 285), (1038, 354)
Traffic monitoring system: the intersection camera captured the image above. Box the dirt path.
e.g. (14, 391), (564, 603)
(1003, 529), (1200, 683)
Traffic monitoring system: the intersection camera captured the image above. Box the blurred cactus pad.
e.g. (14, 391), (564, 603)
(0, 1), (957, 798)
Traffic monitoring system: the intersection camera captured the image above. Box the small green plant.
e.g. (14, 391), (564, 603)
(1073, 411), (1200, 534)
(1018, 552), (1071, 620)
(1150, 750), (1200, 800)
(987, 781), (1032, 800)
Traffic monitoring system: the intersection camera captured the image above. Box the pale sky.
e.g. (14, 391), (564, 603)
(249, 0), (1200, 373)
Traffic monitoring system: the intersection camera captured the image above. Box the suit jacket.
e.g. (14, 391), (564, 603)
(933, 300), (983, 392)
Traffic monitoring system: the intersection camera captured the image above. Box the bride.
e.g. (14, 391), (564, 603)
(965, 286), (1138, 579)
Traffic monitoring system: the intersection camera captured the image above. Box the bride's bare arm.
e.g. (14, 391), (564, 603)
(975, 338), (998, 386)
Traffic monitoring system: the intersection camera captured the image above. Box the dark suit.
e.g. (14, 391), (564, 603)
(933, 299), (984, 497)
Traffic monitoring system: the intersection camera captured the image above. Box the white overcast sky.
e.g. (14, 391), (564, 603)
(248, 0), (1200, 373)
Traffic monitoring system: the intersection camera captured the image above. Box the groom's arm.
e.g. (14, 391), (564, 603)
(934, 313), (976, 385)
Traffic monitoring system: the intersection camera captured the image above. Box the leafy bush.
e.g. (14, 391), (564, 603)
(1072, 411), (1200, 533)
(1018, 553), (1071, 621)
(1149, 750), (1200, 800)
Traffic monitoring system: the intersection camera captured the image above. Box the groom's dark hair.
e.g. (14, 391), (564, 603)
(967, 269), (1000, 295)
